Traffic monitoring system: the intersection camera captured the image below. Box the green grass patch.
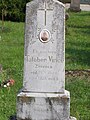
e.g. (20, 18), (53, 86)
(0, 11), (90, 120)
(66, 11), (90, 70)
(0, 21), (24, 120)
(66, 76), (90, 120)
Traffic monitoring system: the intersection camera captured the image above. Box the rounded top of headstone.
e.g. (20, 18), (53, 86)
(53, 0), (65, 7)
(26, 0), (65, 8)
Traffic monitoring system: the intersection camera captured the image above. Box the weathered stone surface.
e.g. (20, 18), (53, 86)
(70, 0), (81, 12)
(17, 90), (70, 120)
(17, 0), (77, 120)
(23, 0), (65, 93)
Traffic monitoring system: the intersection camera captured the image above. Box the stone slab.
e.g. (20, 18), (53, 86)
(70, 0), (81, 11)
(17, 90), (70, 120)
(23, 0), (65, 93)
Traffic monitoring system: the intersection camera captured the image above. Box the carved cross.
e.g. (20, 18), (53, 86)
(39, 1), (53, 26)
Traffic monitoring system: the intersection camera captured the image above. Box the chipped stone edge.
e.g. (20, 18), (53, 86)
(26, 0), (38, 7)
(26, 0), (65, 8)
(54, 0), (65, 7)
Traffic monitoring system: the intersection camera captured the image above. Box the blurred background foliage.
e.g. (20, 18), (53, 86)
(0, 0), (71, 22)
(0, 0), (32, 22)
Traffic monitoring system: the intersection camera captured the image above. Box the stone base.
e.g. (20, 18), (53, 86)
(69, 8), (81, 12)
(17, 90), (70, 120)
(69, 6), (81, 12)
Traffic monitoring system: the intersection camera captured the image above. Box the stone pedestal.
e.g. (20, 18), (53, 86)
(70, 0), (81, 12)
(17, 90), (70, 120)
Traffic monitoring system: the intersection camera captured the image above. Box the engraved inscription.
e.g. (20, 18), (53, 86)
(26, 56), (61, 63)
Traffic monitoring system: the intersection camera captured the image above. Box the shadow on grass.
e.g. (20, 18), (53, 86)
(79, 29), (90, 35)
(67, 23), (90, 36)
(0, 26), (11, 33)
(67, 40), (90, 49)
(74, 12), (90, 17)
(68, 24), (90, 30)
(66, 41), (90, 68)
(9, 115), (17, 120)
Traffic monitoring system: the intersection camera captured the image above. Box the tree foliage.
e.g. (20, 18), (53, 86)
(0, 0), (70, 22)
(0, 0), (32, 22)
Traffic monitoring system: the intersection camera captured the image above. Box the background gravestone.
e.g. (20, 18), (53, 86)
(17, 0), (76, 120)
(70, 0), (81, 12)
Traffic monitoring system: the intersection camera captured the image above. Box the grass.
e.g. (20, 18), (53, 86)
(66, 11), (90, 70)
(66, 75), (90, 120)
(0, 21), (24, 120)
(0, 11), (90, 120)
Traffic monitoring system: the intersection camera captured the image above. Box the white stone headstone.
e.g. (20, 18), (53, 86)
(17, 0), (77, 120)
(23, 0), (65, 93)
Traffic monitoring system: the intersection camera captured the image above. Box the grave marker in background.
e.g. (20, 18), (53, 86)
(17, 0), (76, 119)
(70, 0), (81, 12)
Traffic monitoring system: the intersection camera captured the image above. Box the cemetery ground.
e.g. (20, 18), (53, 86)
(0, 11), (90, 120)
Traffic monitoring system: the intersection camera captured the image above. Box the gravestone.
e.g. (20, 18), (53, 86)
(70, 0), (81, 12)
(17, 0), (76, 120)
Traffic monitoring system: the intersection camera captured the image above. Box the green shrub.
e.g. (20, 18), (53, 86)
(0, 0), (71, 22)
(0, 0), (32, 22)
